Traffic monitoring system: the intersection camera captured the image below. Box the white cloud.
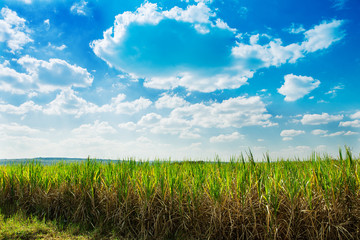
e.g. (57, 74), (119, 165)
(209, 132), (243, 143)
(163, 2), (215, 24)
(70, 0), (89, 16)
(0, 100), (42, 115)
(282, 137), (293, 141)
(155, 93), (188, 109)
(170, 96), (275, 128)
(280, 129), (305, 141)
(72, 120), (117, 137)
(232, 19), (343, 71)
(278, 74), (320, 101)
(339, 120), (360, 128)
(350, 111), (360, 119)
(18, 55), (93, 92)
(311, 129), (328, 135)
(118, 122), (137, 131)
(102, 94), (152, 114)
(344, 131), (358, 136)
(48, 43), (67, 51)
(285, 23), (305, 34)
(44, 90), (151, 117)
(44, 19), (50, 30)
(0, 122), (39, 135)
(0, 62), (34, 94)
(0, 56), (93, 94)
(324, 131), (345, 137)
(0, 89), (152, 117)
(44, 89), (99, 117)
(56, 44), (67, 51)
(179, 129), (201, 139)
(301, 19), (345, 53)
(91, 2), (250, 92)
(0, 7), (33, 52)
(311, 129), (357, 137)
(140, 114), (191, 136)
(231, 35), (304, 68)
(119, 95), (275, 139)
(91, 2), (345, 92)
(301, 113), (343, 125)
(325, 84), (344, 97)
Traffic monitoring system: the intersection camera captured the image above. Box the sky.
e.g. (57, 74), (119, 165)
(0, 0), (359, 160)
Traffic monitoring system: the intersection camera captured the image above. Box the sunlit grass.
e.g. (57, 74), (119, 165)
(0, 147), (359, 239)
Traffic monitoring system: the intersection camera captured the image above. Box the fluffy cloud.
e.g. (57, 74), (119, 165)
(301, 19), (345, 52)
(0, 56), (93, 94)
(44, 89), (99, 117)
(103, 94), (152, 114)
(155, 93), (188, 109)
(119, 95), (275, 139)
(350, 111), (360, 119)
(18, 56), (93, 92)
(0, 122), (39, 135)
(231, 19), (344, 71)
(209, 132), (243, 143)
(280, 129), (305, 141)
(118, 122), (137, 131)
(0, 89), (152, 117)
(0, 7), (33, 52)
(0, 62), (33, 94)
(301, 113), (343, 125)
(72, 120), (117, 137)
(0, 100), (42, 114)
(339, 120), (360, 128)
(44, 90), (151, 117)
(170, 96), (275, 128)
(278, 74), (320, 101)
(91, 2), (344, 92)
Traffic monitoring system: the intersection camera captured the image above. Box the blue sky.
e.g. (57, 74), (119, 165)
(0, 0), (359, 160)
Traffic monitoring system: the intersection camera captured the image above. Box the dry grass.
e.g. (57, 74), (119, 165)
(0, 147), (359, 239)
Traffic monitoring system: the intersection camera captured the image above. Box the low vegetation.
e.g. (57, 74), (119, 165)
(0, 211), (90, 239)
(0, 147), (359, 239)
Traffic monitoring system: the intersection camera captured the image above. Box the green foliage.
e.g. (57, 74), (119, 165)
(0, 148), (359, 239)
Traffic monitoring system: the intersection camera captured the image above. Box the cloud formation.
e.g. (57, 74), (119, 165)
(209, 132), (243, 143)
(0, 56), (93, 94)
(0, 89), (152, 117)
(91, 2), (345, 92)
(301, 113), (343, 125)
(70, 0), (89, 16)
(155, 93), (188, 109)
(312, 129), (357, 137)
(280, 129), (305, 141)
(119, 95), (275, 139)
(339, 120), (360, 128)
(0, 7), (33, 52)
(278, 74), (320, 101)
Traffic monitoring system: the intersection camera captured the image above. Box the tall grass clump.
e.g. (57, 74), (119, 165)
(1, 148), (360, 239)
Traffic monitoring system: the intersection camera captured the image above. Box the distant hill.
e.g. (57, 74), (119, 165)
(0, 157), (119, 165)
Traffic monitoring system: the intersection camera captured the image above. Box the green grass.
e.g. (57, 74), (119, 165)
(0, 147), (359, 239)
(0, 211), (91, 240)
